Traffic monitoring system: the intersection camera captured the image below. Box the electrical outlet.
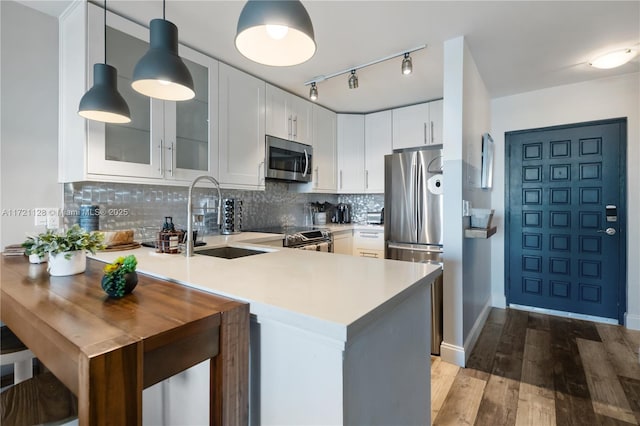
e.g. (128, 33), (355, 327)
(34, 208), (47, 226)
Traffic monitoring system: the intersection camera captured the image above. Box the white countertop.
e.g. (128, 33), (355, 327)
(90, 232), (440, 342)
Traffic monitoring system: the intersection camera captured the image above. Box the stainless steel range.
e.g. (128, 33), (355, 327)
(284, 228), (333, 251)
(249, 226), (333, 252)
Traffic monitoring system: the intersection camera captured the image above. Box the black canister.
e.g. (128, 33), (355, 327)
(79, 204), (99, 231)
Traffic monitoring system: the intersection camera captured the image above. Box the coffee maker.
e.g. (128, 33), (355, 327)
(335, 203), (352, 224)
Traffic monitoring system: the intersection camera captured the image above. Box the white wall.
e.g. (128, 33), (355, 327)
(442, 36), (492, 367)
(490, 72), (640, 329)
(0, 1), (63, 248)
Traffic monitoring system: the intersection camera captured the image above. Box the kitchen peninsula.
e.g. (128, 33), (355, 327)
(91, 232), (441, 426)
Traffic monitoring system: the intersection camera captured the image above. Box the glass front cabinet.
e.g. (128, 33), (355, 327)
(59, 2), (218, 183)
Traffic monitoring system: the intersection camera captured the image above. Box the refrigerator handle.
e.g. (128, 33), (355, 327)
(417, 163), (424, 238)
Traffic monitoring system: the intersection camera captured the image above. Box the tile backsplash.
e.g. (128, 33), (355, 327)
(64, 181), (349, 240)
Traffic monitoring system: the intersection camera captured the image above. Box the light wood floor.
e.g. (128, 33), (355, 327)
(431, 308), (640, 426)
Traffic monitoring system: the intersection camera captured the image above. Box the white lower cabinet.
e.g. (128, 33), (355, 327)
(332, 230), (353, 255)
(218, 63), (266, 190)
(353, 229), (385, 258)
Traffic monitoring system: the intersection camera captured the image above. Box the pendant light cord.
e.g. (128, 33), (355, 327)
(103, 0), (107, 64)
(163, 0), (166, 20)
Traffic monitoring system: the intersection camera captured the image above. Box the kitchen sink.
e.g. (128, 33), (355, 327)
(195, 246), (268, 259)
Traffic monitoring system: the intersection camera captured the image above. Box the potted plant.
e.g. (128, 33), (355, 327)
(22, 225), (105, 276)
(101, 255), (138, 298)
(22, 236), (48, 264)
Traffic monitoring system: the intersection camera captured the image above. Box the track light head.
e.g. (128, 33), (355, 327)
(309, 82), (318, 101)
(348, 69), (358, 89)
(402, 52), (412, 75)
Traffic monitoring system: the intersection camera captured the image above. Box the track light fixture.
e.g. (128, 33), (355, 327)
(348, 70), (358, 89)
(132, 0), (195, 101)
(402, 52), (413, 75)
(78, 0), (131, 123)
(304, 44), (425, 100)
(309, 82), (318, 101)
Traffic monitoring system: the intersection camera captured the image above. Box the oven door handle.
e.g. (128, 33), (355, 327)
(302, 149), (309, 177)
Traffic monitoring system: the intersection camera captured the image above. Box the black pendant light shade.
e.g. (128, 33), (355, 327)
(79, 64), (131, 124)
(132, 19), (195, 101)
(235, 0), (316, 66)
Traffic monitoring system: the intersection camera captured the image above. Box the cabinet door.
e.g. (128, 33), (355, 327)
(337, 114), (365, 193)
(87, 8), (162, 178)
(165, 50), (219, 181)
(311, 105), (337, 192)
(333, 232), (353, 255)
(265, 84), (290, 140)
(391, 103), (429, 150)
(219, 63), (266, 189)
(364, 110), (392, 193)
(428, 99), (443, 145)
(291, 96), (313, 145)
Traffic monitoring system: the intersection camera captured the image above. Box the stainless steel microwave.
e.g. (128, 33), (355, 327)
(265, 135), (313, 183)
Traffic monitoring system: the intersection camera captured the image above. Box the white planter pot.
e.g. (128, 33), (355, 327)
(29, 253), (48, 264)
(47, 251), (87, 276)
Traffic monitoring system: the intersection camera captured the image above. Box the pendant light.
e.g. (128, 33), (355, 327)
(132, 0), (195, 101)
(235, 0), (316, 66)
(78, 0), (131, 124)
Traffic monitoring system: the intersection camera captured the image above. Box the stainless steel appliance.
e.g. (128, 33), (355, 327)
(284, 228), (333, 252)
(265, 135), (313, 183)
(247, 226), (333, 252)
(221, 198), (242, 235)
(333, 203), (351, 224)
(384, 145), (444, 355)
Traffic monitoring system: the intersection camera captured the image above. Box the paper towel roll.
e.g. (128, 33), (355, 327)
(427, 174), (444, 195)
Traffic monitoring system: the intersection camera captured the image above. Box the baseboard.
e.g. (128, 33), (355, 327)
(463, 300), (492, 364)
(440, 342), (465, 367)
(625, 312), (640, 330)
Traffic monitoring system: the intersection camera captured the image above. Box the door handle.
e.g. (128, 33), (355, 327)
(597, 227), (616, 236)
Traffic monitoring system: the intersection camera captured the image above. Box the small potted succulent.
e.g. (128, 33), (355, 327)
(101, 254), (138, 298)
(22, 225), (105, 275)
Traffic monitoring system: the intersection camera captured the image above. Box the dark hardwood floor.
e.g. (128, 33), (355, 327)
(431, 308), (640, 425)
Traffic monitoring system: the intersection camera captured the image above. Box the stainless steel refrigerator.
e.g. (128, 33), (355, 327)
(384, 144), (444, 355)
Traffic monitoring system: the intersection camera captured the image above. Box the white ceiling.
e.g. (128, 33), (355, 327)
(17, 0), (640, 113)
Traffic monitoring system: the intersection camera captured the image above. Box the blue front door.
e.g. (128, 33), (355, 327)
(505, 119), (626, 322)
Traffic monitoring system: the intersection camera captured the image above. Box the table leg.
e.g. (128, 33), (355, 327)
(78, 341), (143, 425)
(211, 304), (249, 426)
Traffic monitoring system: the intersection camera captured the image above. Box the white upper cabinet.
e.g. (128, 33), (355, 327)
(59, 2), (218, 184)
(218, 63), (266, 190)
(391, 100), (443, 150)
(311, 105), (337, 192)
(364, 110), (392, 193)
(337, 114), (365, 193)
(266, 84), (312, 144)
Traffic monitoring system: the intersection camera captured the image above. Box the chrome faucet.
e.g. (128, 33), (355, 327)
(186, 175), (222, 257)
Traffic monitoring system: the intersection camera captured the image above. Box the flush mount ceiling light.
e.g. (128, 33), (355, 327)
(402, 52), (413, 75)
(348, 70), (359, 89)
(132, 0), (195, 101)
(589, 48), (637, 69)
(304, 44), (425, 100)
(235, 0), (316, 66)
(309, 82), (318, 101)
(78, 0), (131, 123)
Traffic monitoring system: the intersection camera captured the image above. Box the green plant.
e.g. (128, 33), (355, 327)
(102, 255), (137, 297)
(22, 224), (105, 259)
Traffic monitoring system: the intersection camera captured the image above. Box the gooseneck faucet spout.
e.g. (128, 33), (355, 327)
(186, 175), (222, 257)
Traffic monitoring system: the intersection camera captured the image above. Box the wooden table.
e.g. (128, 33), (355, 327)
(0, 256), (249, 425)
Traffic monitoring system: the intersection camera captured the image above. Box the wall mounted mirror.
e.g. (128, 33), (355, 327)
(480, 132), (494, 189)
